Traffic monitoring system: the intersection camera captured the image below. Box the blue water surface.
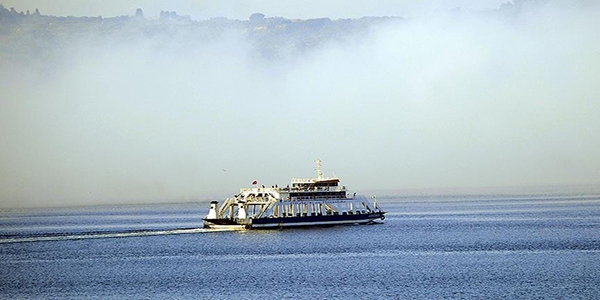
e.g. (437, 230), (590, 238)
(1, 195), (600, 299)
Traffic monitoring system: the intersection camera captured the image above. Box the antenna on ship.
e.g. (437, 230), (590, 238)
(315, 159), (323, 180)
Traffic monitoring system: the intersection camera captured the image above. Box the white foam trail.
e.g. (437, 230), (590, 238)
(0, 227), (237, 244)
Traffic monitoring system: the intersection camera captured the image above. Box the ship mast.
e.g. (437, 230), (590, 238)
(315, 159), (323, 180)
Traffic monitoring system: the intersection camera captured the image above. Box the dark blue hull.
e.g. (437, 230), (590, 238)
(204, 211), (385, 229)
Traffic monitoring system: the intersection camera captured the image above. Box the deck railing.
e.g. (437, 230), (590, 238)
(240, 186), (347, 193)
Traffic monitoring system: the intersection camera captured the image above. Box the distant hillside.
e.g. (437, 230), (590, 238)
(2, 1), (586, 65)
(0, 4), (403, 63)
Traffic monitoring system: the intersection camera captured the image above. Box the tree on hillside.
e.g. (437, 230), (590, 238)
(249, 13), (265, 22)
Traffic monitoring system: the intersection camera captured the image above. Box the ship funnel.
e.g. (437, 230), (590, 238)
(206, 201), (218, 219)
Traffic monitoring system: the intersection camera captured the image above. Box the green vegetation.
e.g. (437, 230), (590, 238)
(0, 5), (402, 63)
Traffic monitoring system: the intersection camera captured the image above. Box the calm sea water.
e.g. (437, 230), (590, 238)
(1, 194), (600, 299)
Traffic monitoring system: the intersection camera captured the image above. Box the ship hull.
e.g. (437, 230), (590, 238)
(204, 212), (385, 229)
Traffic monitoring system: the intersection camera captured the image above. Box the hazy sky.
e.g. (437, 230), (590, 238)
(1, 1), (599, 207)
(3, 0), (509, 20)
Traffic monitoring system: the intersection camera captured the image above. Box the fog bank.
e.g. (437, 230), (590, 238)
(1, 2), (599, 207)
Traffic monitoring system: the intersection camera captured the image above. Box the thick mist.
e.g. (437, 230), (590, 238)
(1, 2), (599, 207)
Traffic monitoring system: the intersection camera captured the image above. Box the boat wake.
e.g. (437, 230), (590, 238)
(0, 227), (237, 244)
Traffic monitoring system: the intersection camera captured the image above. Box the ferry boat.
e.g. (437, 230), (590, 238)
(203, 159), (386, 229)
